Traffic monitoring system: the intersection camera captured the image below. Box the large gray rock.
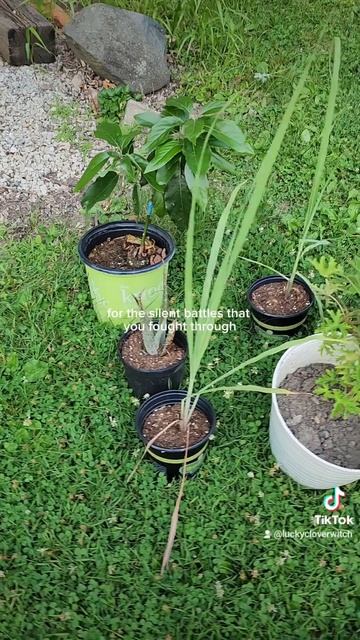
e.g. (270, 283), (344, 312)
(64, 4), (170, 94)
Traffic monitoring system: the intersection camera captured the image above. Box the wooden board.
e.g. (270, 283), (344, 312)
(0, 0), (55, 65)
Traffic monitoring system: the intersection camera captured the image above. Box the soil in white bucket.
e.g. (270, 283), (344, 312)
(278, 364), (360, 470)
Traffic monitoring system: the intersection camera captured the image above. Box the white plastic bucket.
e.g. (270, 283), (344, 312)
(270, 337), (360, 489)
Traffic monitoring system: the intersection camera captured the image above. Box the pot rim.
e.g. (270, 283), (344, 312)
(272, 335), (360, 474)
(118, 327), (188, 374)
(78, 220), (176, 275)
(247, 275), (314, 320)
(136, 390), (216, 454)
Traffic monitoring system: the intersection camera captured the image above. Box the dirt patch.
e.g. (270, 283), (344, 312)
(251, 281), (311, 316)
(278, 364), (360, 469)
(143, 402), (210, 449)
(88, 234), (166, 270)
(121, 330), (185, 370)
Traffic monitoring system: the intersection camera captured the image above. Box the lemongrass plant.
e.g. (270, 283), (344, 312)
(231, 38), (341, 319)
(129, 40), (343, 574)
(284, 37), (341, 296)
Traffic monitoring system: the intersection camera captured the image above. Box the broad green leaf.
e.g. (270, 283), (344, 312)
(152, 190), (166, 217)
(211, 152), (237, 174)
(201, 100), (226, 116)
(156, 158), (179, 186)
(145, 140), (182, 173)
(118, 155), (136, 182)
(165, 171), (192, 230)
(129, 154), (164, 192)
(75, 151), (112, 192)
(121, 128), (140, 152)
(208, 136), (231, 149)
(95, 121), (138, 149)
(129, 153), (147, 173)
(210, 120), (254, 154)
(162, 96), (193, 119)
(194, 174), (209, 211)
(182, 118), (206, 144)
(134, 111), (162, 127)
(95, 120), (124, 146)
(81, 171), (118, 210)
(184, 165), (208, 211)
(143, 116), (183, 152)
(142, 172), (165, 193)
(184, 139), (211, 175)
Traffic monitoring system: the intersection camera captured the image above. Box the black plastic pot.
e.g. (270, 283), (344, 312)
(135, 390), (216, 480)
(118, 329), (188, 398)
(78, 221), (176, 324)
(247, 275), (314, 336)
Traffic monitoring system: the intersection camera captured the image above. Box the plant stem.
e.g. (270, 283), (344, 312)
(141, 214), (151, 251)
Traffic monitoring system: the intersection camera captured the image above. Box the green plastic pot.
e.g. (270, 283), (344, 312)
(78, 221), (176, 325)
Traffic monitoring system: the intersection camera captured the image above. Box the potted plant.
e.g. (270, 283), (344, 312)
(118, 278), (188, 398)
(270, 255), (360, 489)
(128, 48), (323, 573)
(247, 38), (341, 336)
(76, 96), (253, 324)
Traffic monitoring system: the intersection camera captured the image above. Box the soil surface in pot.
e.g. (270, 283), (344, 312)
(88, 234), (167, 270)
(278, 364), (360, 469)
(143, 403), (210, 448)
(121, 330), (185, 370)
(251, 281), (311, 315)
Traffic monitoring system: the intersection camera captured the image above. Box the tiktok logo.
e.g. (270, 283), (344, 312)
(323, 487), (346, 512)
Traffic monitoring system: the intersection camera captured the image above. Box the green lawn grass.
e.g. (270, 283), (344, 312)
(1, 0), (360, 637)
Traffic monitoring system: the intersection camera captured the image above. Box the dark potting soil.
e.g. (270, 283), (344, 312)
(143, 403), (210, 449)
(88, 234), (167, 270)
(251, 281), (311, 316)
(121, 330), (185, 371)
(278, 364), (360, 469)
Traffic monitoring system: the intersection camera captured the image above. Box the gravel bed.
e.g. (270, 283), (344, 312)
(0, 41), (102, 235)
(0, 36), (176, 236)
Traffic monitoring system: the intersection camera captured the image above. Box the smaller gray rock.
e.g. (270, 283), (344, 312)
(64, 4), (170, 94)
(123, 99), (157, 125)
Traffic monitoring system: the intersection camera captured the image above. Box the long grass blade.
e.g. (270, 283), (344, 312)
(197, 335), (343, 394)
(203, 384), (300, 395)
(199, 183), (243, 312)
(192, 53), (315, 373)
(288, 37), (341, 288)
